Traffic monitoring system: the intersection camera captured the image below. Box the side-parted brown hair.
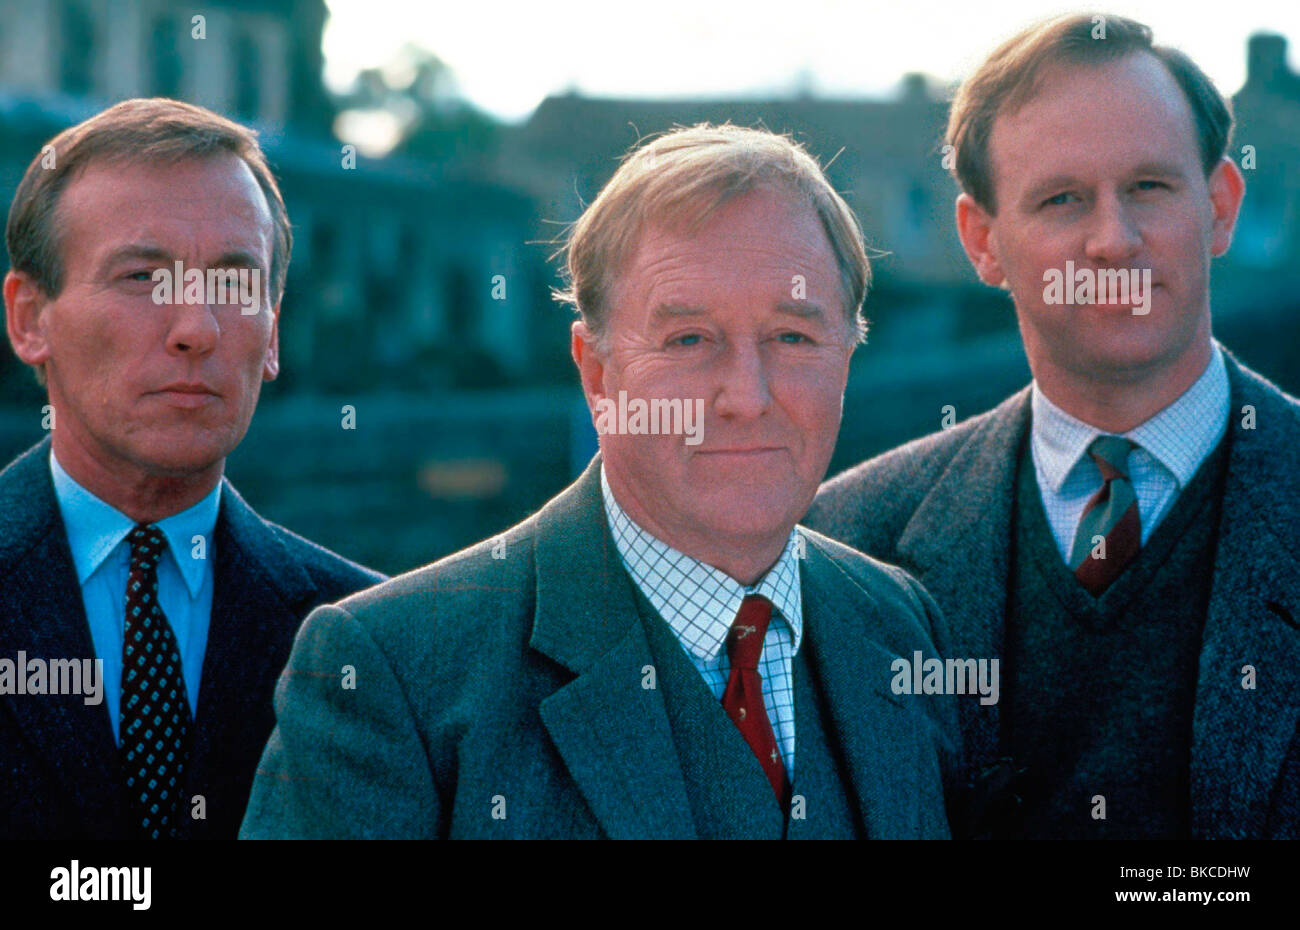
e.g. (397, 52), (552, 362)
(556, 123), (870, 344)
(6, 97), (292, 305)
(946, 12), (1233, 214)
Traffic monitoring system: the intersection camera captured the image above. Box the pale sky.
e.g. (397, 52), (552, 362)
(323, 0), (1300, 122)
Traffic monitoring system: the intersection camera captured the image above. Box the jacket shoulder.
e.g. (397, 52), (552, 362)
(806, 401), (1007, 554)
(332, 510), (540, 654)
(266, 522), (386, 598)
(800, 525), (924, 603)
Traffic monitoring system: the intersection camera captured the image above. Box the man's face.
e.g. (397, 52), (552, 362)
(28, 154), (278, 477)
(576, 185), (856, 561)
(970, 53), (1239, 382)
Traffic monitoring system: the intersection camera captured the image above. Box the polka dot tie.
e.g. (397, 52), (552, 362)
(120, 524), (192, 840)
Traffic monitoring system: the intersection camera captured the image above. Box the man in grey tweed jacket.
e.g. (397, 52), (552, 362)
(241, 124), (960, 840)
(806, 14), (1299, 838)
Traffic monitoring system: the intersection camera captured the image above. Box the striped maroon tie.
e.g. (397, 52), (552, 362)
(722, 595), (789, 806)
(1069, 436), (1142, 596)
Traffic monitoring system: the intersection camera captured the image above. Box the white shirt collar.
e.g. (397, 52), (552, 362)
(1031, 341), (1230, 492)
(599, 464), (803, 661)
(50, 450), (222, 597)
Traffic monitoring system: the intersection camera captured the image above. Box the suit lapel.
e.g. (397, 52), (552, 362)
(1192, 356), (1300, 837)
(893, 388), (1031, 771)
(0, 439), (126, 837)
(531, 457), (697, 839)
(185, 480), (317, 837)
(799, 538), (955, 838)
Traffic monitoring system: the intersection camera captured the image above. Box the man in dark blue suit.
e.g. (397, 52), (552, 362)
(0, 99), (383, 840)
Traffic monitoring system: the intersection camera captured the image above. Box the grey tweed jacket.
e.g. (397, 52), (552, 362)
(804, 348), (1300, 839)
(240, 454), (962, 839)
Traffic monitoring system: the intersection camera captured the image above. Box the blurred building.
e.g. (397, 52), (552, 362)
(0, 8), (1294, 572)
(497, 38), (1300, 378)
(0, 0), (554, 402)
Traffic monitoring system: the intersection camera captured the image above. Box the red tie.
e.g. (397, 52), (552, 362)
(722, 595), (789, 806)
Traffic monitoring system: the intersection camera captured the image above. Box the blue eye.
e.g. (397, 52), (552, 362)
(1042, 193), (1075, 207)
(671, 334), (702, 347)
(778, 332), (809, 344)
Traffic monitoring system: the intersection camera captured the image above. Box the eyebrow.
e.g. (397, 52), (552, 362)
(1020, 161), (1190, 206)
(96, 244), (266, 277)
(649, 300), (830, 323)
(775, 300), (827, 321)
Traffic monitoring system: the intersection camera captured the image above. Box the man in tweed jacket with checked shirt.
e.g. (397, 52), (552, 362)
(242, 124), (962, 840)
(806, 14), (1300, 839)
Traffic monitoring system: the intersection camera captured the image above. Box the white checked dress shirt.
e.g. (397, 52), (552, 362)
(1030, 342), (1231, 562)
(600, 465), (803, 779)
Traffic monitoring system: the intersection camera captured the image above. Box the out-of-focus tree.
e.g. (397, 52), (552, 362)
(333, 43), (500, 167)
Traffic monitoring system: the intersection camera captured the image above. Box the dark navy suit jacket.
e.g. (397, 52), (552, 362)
(0, 438), (384, 839)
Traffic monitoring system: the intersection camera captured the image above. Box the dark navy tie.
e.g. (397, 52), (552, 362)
(120, 523), (192, 839)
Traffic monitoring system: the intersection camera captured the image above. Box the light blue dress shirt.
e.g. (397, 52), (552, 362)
(1030, 341), (1231, 561)
(50, 452), (220, 743)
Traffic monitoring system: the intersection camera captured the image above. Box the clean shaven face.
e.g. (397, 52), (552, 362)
(580, 184), (856, 570)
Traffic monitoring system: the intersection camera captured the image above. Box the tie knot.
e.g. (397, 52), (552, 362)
(1088, 435), (1135, 480)
(127, 523), (166, 573)
(726, 594), (772, 670)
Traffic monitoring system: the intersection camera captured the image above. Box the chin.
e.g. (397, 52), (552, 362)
(126, 433), (234, 477)
(692, 497), (802, 545)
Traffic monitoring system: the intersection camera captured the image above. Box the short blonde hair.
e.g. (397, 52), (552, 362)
(556, 123), (870, 343)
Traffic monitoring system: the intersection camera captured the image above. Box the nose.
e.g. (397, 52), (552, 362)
(1083, 191), (1142, 265)
(712, 339), (772, 420)
(165, 300), (220, 357)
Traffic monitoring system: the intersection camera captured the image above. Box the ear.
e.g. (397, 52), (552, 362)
(570, 319), (609, 409)
(1207, 156), (1246, 258)
(262, 300), (280, 381)
(4, 271), (53, 371)
(955, 193), (1007, 287)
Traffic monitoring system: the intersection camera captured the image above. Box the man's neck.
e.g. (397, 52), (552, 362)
(1032, 338), (1214, 434)
(603, 468), (789, 587)
(51, 434), (223, 525)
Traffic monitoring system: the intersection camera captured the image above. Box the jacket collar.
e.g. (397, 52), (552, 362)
(0, 438), (321, 837)
(895, 387), (1031, 772)
(1192, 350), (1300, 837)
(892, 349), (1300, 835)
(530, 455), (941, 838)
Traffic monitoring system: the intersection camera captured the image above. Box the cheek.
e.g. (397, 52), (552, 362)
(773, 364), (847, 434)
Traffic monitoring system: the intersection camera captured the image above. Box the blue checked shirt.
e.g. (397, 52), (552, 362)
(600, 465), (803, 779)
(1030, 341), (1231, 562)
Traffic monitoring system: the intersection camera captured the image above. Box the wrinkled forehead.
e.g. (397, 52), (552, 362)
(55, 153), (274, 265)
(987, 53), (1202, 190)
